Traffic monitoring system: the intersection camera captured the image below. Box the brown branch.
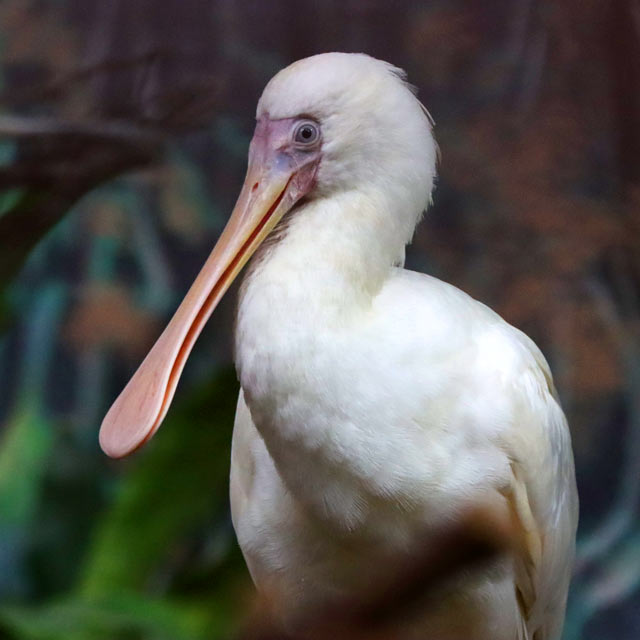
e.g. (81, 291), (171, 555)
(0, 115), (164, 300)
(0, 49), (181, 108)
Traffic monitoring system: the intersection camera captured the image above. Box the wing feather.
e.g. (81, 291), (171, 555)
(498, 332), (578, 640)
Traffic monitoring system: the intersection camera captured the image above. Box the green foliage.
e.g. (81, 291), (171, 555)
(0, 188), (24, 218)
(0, 366), (248, 639)
(0, 404), (54, 598)
(0, 594), (211, 640)
(0, 404), (52, 527)
(79, 368), (240, 596)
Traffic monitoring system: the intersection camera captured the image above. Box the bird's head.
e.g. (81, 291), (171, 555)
(255, 53), (437, 242)
(99, 53), (437, 458)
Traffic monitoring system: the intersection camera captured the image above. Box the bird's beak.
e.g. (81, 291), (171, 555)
(99, 118), (320, 458)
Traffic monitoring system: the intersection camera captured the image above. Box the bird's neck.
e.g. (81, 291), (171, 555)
(234, 190), (414, 534)
(239, 188), (406, 316)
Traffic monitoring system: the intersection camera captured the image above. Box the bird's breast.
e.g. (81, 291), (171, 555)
(234, 261), (511, 545)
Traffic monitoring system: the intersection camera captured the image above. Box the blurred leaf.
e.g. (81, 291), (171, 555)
(0, 187), (24, 217)
(0, 403), (51, 526)
(0, 403), (53, 596)
(79, 368), (240, 596)
(0, 592), (211, 640)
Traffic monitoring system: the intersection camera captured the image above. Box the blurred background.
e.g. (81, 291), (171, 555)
(0, 0), (639, 638)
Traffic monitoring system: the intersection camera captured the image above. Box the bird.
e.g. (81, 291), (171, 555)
(99, 53), (578, 640)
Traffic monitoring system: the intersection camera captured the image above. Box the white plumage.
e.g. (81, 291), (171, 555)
(100, 53), (578, 640)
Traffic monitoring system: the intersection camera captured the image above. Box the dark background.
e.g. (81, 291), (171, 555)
(0, 1), (639, 638)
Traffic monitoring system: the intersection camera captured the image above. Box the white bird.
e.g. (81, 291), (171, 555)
(99, 53), (578, 640)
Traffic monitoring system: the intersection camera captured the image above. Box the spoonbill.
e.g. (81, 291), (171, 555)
(100, 53), (578, 639)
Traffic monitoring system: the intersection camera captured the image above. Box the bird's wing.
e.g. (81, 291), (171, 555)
(496, 331), (579, 640)
(229, 389), (257, 529)
(374, 270), (578, 638)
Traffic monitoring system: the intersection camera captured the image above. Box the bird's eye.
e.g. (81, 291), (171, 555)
(293, 121), (320, 146)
